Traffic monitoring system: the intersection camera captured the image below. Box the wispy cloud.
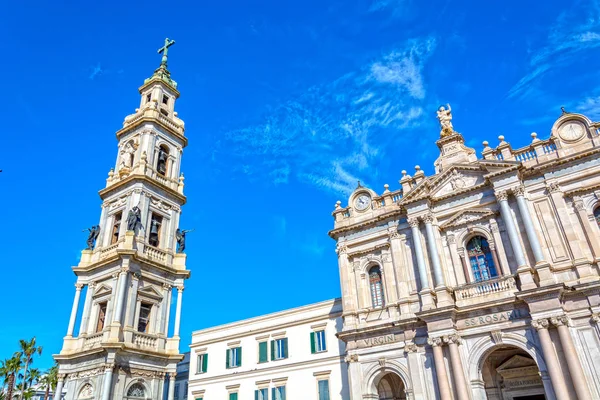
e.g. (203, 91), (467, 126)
(575, 95), (600, 119)
(89, 63), (103, 80)
(508, 1), (600, 98)
(215, 37), (436, 196)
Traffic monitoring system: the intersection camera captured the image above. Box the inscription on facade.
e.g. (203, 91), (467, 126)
(464, 309), (524, 327)
(362, 334), (396, 347)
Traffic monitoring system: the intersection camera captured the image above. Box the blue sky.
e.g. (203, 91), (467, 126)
(1, 0), (600, 372)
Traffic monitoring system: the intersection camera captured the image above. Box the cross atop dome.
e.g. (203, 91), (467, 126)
(144, 37), (178, 89)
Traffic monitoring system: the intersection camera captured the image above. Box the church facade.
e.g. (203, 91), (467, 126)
(53, 40), (190, 400)
(331, 109), (600, 400)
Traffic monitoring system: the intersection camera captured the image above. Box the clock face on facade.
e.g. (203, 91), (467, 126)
(558, 122), (585, 142)
(354, 194), (371, 211)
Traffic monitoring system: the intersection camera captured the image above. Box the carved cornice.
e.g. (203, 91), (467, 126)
(565, 182), (600, 197)
(347, 243), (390, 258)
(440, 208), (496, 230)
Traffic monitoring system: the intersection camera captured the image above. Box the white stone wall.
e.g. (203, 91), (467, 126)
(188, 299), (349, 400)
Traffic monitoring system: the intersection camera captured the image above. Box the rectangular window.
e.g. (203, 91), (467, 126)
(318, 380), (330, 400)
(258, 341), (268, 363)
(162, 94), (170, 105)
(137, 302), (152, 333)
(226, 347), (242, 368)
(272, 386), (286, 400)
(311, 330), (327, 353)
(146, 93), (151, 103)
(271, 338), (288, 360)
(229, 393), (238, 400)
(111, 212), (122, 244)
(196, 353), (208, 374)
(174, 383), (180, 400)
(255, 388), (268, 400)
(96, 302), (107, 332)
(148, 214), (163, 247)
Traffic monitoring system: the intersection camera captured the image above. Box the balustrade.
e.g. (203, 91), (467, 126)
(133, 332), (158, 350)
(454, 275), (517, 304)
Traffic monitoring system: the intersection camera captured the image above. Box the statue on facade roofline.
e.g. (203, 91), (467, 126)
(126, 206), (143, 233)
(437, 103), (454, 137)
(83, 225), (100, 250)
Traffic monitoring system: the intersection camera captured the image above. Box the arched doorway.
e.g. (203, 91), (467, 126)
(481, 346), (546, 400)
(377, 373), (406, 400)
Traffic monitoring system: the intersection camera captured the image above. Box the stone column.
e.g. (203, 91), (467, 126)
(54, 374), (65, 399)
(336, 243), (357, 312)
(423, 214), (445, 288)
(389, 229), (411, 301)
(404, 343), (426, 400)
(112, 267), (130, 324)
(490, 219), (511, 275)
(173, 285), (184, 337)
(105, 273), (119, 324)
(381, 249), (399, 305)
(79, 282), (96, 336)
(67, 283), (84, 337)
(531, 318), (570, 400)
(409, 218), (430, 290)
(167, 372), (176, 400)
(447, 235), (467, 285)
(445, 334), (469, 400)
(428, 337), (452, 400)
(126, 274), (140, 328)
(551, 316), (593, 400)
(160, 284), (172, 336)
(514, 186), (546, 264)
(101, 364), (114, 400)
(458, 252), (472, 283)
(496, 190), (535, 289)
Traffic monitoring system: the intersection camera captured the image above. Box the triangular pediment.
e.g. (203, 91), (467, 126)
(137, 285), (163, 300)
(497, 355), (537, 371)
(440, 208), (496, 230)
(93, 283), (112, 298)
(478, 160), (521, 177)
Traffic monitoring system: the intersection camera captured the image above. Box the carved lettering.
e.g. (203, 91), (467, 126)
(361, 334), (396, 347)
(463, 310), (522, 327)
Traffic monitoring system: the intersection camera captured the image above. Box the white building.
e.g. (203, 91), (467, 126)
(188, 299), (348, 400)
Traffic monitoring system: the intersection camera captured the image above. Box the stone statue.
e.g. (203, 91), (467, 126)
(176, 228), (193, 253)
(120, 142), (135, 170)
(436, 103), (454, 137)
(126, 206), (143, 232)
(84, 225), (100, 250)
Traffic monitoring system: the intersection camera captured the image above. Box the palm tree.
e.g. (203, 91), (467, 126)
(23, 368), (40, 393)
(3, 355), (22, 400)
(17, 338), (42, 400)
(38, 365), (57, 400)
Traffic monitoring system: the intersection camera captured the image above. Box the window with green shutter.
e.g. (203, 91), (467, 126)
(196, 353), (208, 374)
(226, 347), (242, 368)
(255, 388), (268, 400)
(229, 393), (238, 400)
(318, 380), (330, 400)
(272, 386), (286, 400)
(258, 341), (268, 363)
(273, 338), (288, 360)
(311, 330), (327, 353)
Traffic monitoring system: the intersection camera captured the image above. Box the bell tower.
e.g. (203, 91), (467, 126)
(54, 39), (191, 400)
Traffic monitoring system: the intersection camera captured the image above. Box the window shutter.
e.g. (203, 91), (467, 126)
(270, 340), (275, 361)
(255, 390), (259, 400)
(283, 338), (288, 358)
(229, 393), (238, 400)
(238, 347), (242, 366)
(318, 380), (330, 400)
(281, 386), (286, 400)
(272, 388), (276, 400)
(310, 332), (316, 354)
(202, 353), (208, 373)
(259, 341), (267, 363)
(226, 349), (230, 369)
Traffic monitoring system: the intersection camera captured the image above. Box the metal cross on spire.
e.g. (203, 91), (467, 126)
(157, 38), (176, 67)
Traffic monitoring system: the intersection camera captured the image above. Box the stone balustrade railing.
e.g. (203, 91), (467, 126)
(143, 244), (168, 263)
(454, 275), (517, 302)
(99, 242), (120, 260)
(133, 332), (158, 350)
(83, 332), (104, 349)
(483, 135), (558, 166)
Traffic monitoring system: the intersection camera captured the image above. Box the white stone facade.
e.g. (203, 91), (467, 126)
(188, 299), (349, 400)
(331, 110), (600, 400)
(53, 53), (190, 400)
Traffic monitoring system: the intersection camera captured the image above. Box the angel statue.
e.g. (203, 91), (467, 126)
(83, 225), (100, 250)
(176, 228), (193, 253)
(436, 103), (454, 137)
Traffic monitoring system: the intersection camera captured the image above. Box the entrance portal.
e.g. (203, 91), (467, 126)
(481, 346), (546, 400)
(377, 373), (406, 400)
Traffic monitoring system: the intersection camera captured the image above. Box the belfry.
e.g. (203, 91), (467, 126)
(53, 39), (190, 400)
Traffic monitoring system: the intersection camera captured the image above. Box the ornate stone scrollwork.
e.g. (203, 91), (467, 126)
(446, 234), (456, 245)
(75, 283), (85, 290)
(388, 229), (400, 240)
(336, 243), (348, 255)
(404, 342), (418, 353)
(378, 357), (386, 367)
(443, 334), (462, 345)
(490, 330), (503, 344)
(422, 213), (435, 224)
(513, 185), (525, 197)
(494, 190), (508, 202)
(591, 313), (600, 324)
(550, 315), (570, 327)
(573, 196), (586, 211)
(547, 182), (561, 193)
(163, 283), (172, 290)
(408, 217), (420, 228)
(344, 354), (359, 363)
(104, 363), (115, 373)
(176, 285), (185, 292)
(531, 318), (550, 331)
(427, 336), (443, 347)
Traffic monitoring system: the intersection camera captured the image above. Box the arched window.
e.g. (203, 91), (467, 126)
(594, 207), (600, 229)
(369, 266), (384, 308)
(467, 236), (497, 281)
(156, 145), (170, 176)
(126, 383), (146, 398)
